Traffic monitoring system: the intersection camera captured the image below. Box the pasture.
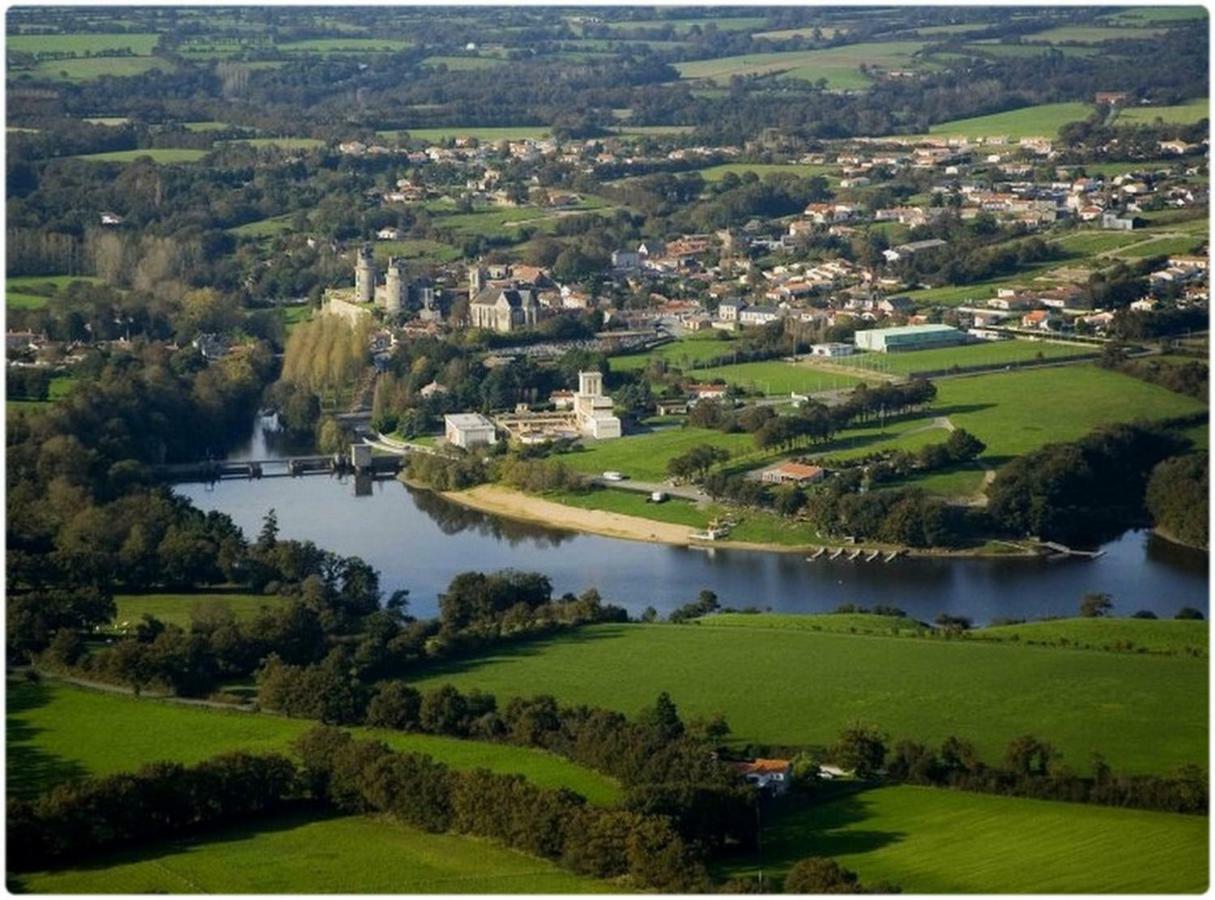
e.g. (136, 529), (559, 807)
(1116, 98), (1209, 125)
(74, 148), (209, 164)
(229, 214), (297, 238)
(410, 623), (1207, 774)
(924, 101), (1095, 138)
(15, 813), (614, 894)
(977, 617), (1208, 655)
(372, 238), (463, 264)
(6, 679), (619, 805)
(1025, 24), (1168, 43)
(111, 593), (284, 628)
(219, 137), (325, 150)
(6, 32), (160, 55)
(421, 55), (505, 70)
(721, 786), (1208, 893)
(6, 274), (101, 309)
(932, 365), (1207, 460)
(674, 42), (927, 90)
(276, 37), (412, 53)
(832, 339), (1097, 376)
(22, 56), (174, 82)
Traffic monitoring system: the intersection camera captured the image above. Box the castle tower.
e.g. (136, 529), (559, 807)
(355, 244), (376, 304)
(384, 258), (405, 315)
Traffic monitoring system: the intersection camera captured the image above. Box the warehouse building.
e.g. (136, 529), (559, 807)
(445, 413), (498, 449)
(854, 323), (966, 353)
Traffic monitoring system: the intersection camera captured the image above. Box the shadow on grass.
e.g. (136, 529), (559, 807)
(715, 785), (905, 886)
(410, 623), (631, 682)
(7, 806), (336, 891)
(6, 678), (89, 800)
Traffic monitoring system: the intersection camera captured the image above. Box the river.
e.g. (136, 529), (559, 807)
(174, 418), (1209, 623)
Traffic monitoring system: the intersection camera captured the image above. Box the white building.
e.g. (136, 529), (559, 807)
(573, 371), (622, 439)
(445, 413), (497, 449)
(810, 342), (855, 358)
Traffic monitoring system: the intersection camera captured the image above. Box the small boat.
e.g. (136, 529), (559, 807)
(690, 519), (731, 542)
(807, 547), (827, 561)
(865, 551), (880, 562)
(828, 548), (844, 560)
(847, 549), (862, 561)
(883, 551), (899, 563)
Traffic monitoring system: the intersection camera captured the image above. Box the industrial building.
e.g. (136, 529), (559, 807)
(854, 323), (965, 353)
(444, 413), (498, 449)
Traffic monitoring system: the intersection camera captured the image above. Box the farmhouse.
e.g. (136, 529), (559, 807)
(855, 323), (965, 353)
(759, 461), (826, 486)
(731, 758), (792, 795)
(445, 413), (497, 449)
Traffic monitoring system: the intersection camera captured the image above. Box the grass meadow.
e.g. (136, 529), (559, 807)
(6, 679), (619, 804)
(6, 274), (101, 309)
(560, 427), (756, 481)
(409, 622), (1208, 775)
(923, 101), (1095, 138)
(1116, 98), (1209, 125)
(111, 593), (285, 628)
(23, 56), (173, 82)
(719, 785), (1208, 893)
(6, 32), (160, 55)
(674, 41), (927, 89)
(14, 813), (615, 894)
(74, 148), (209, 164)
(376, 125), (551, 142)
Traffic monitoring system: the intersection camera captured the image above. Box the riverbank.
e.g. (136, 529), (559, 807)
(428, 481), (1035, 559)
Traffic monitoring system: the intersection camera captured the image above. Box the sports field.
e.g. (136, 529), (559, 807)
(931, 365), (1207, 460)
(410, 622), (1208, 775)
(831, 339), (1096, 376)
(923, 101), (1095, 138)
(15, 813), (614, 894)
(1116, 98), (1209, 125)
(690, 359), (874, 394)
(675, 41), (927, 89)
(6, 679), (619, 804)
(721, 786), (1208, 893)
(609, 336), (742, 371)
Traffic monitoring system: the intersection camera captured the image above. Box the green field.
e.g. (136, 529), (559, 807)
(277, 37), (412, 53)
(1052, 229), (1148, 255)
(701, 611), (930, 637)
(978, 617), (1209, 654)
(548, 488), (711, 528)
(219, 137), (326, 150)
(229, 213), (297, 238)
(182, 120), (232, 132)
(15, 813), (614, 894)
(721, 786), (1208, 893)
(694, 162), (838, 182)
(675, 41), (927, 90)
(923, 101), (1096, 138)
(600, 15), (768, 35)
(6, 680), (619, 805)
(1026, 24), (1167, 44)
(6, 274), (101, 309)
(376, 125), (551, 143)
(7, 32), (160, 55)
(1116, 98), (1209, 126)
(1100, 6), (1208, 23)
(690, 359), (874, 394)
(932, 365), (1207, 460)
(609, 336), (741, 372)
(560, 427), (756, 482)
(372, 238), (464, 264)
(74, 148), (209, 164)
(409, 623), (1207, 775)
(112, 593), (285, 628)
(19, 56), (173, 82)
(422, 55), (505, 70)
(833, 339), (1097, 376)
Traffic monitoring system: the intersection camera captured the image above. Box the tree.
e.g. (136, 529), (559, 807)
(783, 857), (864, 893)
(637, 692), (685, 743)
(1080, 592), (1113, 618)
(366, 682), (422, 730)
(832, 722), (886, 779)
(944, 428), (986, 463)
(1176, 607), (1204, 621)
(1004, 734), (1056, 777)
(257, 509), (279, 552)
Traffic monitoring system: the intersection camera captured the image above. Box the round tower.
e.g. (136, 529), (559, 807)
(355, 244), (376, 304)
(384, 258), (405, 315)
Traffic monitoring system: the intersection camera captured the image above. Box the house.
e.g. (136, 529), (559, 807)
(878, 296), (915, 317)
(759, 461), (826, 486)
(99, 212), (123, 226)
(1095, 91), (1129, 105)
(717, 300), (748, 322)
(731, 758), (792, 795)
(376, 227), (403, 241)
(689, 383), (729, 401)
(810, 342), (855, 358)
(612, 249), (641, 270)
(1101, 211), (1135, 231)
(445, 413), (497, 449)
(419, 381), (449, 400)
(1021, 309), (1057, 330)
(191, 332), (229, 361)
(738, 305), (782, 326)
(655, 398), (689, 416)
(470, 287), (540, 333)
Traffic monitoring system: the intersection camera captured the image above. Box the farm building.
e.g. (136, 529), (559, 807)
(855, 324), (965, 353)
(731, 758), (792, 795)
(445, 413), (497, 449)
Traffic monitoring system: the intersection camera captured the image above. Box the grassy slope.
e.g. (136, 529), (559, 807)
(15, 813), (615, 894)
(560, 427), (755, 481)
(674, 42), (925, 89)
(6, 680), (619, 805)
(923, 102), (1096, 138)
(409, 623), (1207, 775)
(1116, 98), (1209, 125)
(415, 621), (1205, 777)
(112, 593), (285, 628)
(75, 148), (209, 163)
(932, 365), (1207, 460)
(720, 786), (1208, 893)
(978, 617), (1209, 654)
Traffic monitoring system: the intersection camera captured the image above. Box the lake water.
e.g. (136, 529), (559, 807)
(176, 420), (1209, 623)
